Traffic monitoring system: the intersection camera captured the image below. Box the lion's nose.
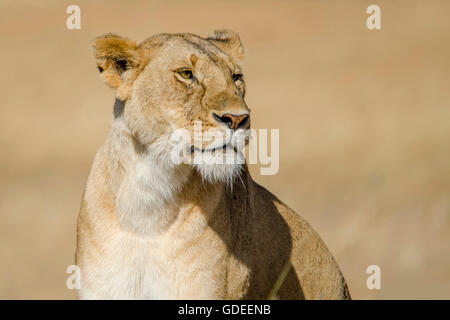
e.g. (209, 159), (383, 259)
(213, 113), (250, 130)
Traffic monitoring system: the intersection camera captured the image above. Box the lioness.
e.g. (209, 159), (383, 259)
(75, 30), (350, 299)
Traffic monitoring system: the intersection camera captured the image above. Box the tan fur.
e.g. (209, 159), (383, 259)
(75, 30), (350, 299)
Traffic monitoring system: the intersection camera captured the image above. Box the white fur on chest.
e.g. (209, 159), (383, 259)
(114, 150), (189, 236)
(80, 226), (225, 299)
(80, 136), (228, 299)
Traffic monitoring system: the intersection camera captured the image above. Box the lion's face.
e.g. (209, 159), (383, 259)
(93, 31), (250, 183)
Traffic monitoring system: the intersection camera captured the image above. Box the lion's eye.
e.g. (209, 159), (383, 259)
(178, 70), (193, 79)
(232, 74), (243, 82)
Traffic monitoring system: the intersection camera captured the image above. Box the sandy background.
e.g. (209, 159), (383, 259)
(0, 0), (449, 299)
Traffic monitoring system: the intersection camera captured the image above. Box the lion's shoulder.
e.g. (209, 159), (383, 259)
(244, 177), (351, 299)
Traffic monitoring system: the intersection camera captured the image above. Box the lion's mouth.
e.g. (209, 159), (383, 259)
(191, 144), (238, 153)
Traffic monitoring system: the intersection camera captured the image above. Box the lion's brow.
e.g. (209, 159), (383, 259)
(181, 36), (229, 69)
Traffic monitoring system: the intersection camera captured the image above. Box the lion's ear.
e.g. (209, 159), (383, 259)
(206, 29), (244, 62)
(92, 34), (144, 99)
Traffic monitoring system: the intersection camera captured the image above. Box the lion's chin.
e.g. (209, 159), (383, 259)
(192, 147), (245, 185)
(194, 162), (244, 186)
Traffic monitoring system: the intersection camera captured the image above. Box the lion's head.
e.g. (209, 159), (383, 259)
(93, 30), (250, 184)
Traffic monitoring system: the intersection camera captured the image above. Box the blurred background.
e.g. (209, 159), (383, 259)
(0, 0), (449, 299)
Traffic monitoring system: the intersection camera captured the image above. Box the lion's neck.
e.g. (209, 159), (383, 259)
(105, 120), (225, 236)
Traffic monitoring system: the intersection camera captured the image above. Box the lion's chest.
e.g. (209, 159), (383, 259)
(80, 228), (228, 299)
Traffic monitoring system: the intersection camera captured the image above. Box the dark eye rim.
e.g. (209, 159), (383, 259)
(177, 69), (193, 79)
(232, 73), (243, 82)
